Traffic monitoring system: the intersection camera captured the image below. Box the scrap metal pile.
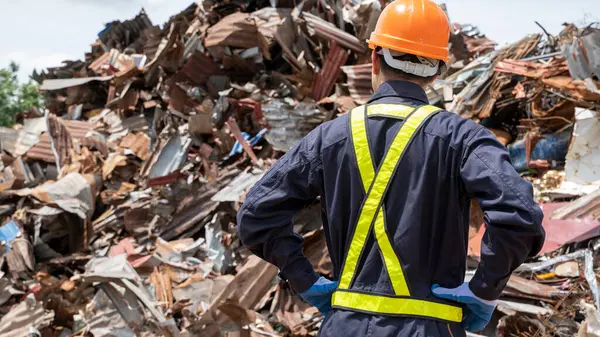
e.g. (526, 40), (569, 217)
(456, 24), (600, 337)
(1, 0), (600, 336)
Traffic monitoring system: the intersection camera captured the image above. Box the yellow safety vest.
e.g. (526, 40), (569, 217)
(331, 103), (463, 323)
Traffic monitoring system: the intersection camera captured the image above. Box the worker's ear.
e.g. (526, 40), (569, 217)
(371, 50), (380, 75)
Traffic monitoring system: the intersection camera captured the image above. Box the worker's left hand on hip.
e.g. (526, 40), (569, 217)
(431, 283), (497, 332)
(299, 277), (338, 316)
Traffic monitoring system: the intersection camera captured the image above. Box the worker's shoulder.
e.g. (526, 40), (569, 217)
(310, 113), (349, 149)
(424, 109), (485, 149)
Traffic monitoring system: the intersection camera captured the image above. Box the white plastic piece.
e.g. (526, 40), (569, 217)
(382, 48), (439, 77)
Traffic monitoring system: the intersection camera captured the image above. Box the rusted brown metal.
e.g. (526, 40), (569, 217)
(311, 42), (348, 100)
(226, 118), (259, 166)
(26, 118), (97, 164)
(553, 189), (600, 221)
(174, 51), (224, 86)
(301, 12), (367, 54)
(274, 32), (305, 72)
(119, 133), (151, 160)
(505, 275), (564, 299)
(495, 58), (568, 79)
(341, 63), (373, 104)
(205, 12), (259, 49)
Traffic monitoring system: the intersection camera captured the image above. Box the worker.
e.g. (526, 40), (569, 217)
(237, 0), (545, 336)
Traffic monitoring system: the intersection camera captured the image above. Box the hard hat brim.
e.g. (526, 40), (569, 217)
(368, 33), (450, 62)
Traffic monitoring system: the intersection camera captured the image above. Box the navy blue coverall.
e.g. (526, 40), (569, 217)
(237, 80), (545, 337)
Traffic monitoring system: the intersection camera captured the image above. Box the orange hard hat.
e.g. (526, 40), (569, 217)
(367, 0), (451, 61)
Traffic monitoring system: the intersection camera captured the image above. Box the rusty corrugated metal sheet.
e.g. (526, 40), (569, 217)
(0, 127), (40, 157)
(160, 168), (240, 240)
(205, 12), (258, 49)
(311, 42), (349, 100)
(60, 120), (97, 139)
(40, 76), (113, 91)
(88, 52), (111, 74)
(25, 139), (57, 163)
(142, 26), (163, 61)
(98, 10), (153, 50)
(553, 188), (600, 221)
(302, 12), (367, 54)
(175, 52), (223, 86)
(103, 114), (149, 144)
(251, 8), (294, 45)
(119, 133), (151, 160)
(26, 119), (97, 164)
(341, 63), (373, 104)
(506, 275), (564, 299)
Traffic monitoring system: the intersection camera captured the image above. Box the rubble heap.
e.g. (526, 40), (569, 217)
(1, 1), (600, 336)
(458, 23), (600, 337)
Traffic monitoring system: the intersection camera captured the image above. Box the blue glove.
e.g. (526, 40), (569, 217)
(299, 277), (338, 315)
(431, 283), (497, 332)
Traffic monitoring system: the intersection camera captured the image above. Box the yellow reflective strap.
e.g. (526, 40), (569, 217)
(367, 104), (415, 118)
(357, 105), (441, 250)
(337, 104), (458, 321)
(349, 106), (374, 192)
(340, 106), (374, 289)
(340, 104), (441, 292)
(350, 104), (416, 191)
(373, 206), (409, 295)
(331, 291), (463, 323)
(348, 105), (410, 295)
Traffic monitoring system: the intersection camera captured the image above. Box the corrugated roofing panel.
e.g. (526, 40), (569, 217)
(98, 10), (153, 49)
(0, 127), (40, 157)
(205, 12), (259, 49)
(60, 119), (96, 139)
(148, 135), (191, 179)
(25, 119), (97, 163)
(176, 52), (223, 86)
(88, 52), (111, 74)
(25, 136), (55, 163)
(311, 42), (348, 100)
(341, 63), (373, 104)
(40, 76), (113, 91)
(302, 12), (367, 54)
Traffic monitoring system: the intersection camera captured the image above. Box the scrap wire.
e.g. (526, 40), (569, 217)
(533, 284), (578, 337)
(518, 116), (574, 135)
(544, 88), (600, 110)
(523, 249), (600, 337)
(292, 312), (323, 332)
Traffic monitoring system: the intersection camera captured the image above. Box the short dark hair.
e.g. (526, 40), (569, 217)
(377, 51), (438, 84)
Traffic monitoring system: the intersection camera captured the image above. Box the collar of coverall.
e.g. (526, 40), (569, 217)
(368, 80), (430, 105)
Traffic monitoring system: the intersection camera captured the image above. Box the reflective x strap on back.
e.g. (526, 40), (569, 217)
(343, 104), (415, 296)
(333, 103), (463, 323)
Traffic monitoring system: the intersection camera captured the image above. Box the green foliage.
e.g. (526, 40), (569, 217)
(0, 62), (44, 127)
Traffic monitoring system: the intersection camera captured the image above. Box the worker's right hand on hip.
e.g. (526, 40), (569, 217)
(299, 276), (338, 316)
(431, 283), (497, 332)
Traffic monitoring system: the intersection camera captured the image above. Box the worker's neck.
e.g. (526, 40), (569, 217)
(374, 76), (428, 91)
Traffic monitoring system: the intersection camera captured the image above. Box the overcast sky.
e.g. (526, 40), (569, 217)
(1, 0), (599, 82)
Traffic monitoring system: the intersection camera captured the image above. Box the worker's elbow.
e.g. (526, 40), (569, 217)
(527, 203), (546, 256)
(236, 206), (251, 247)
(529, 202), (544, 234)
(236, 206), (266, 259)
